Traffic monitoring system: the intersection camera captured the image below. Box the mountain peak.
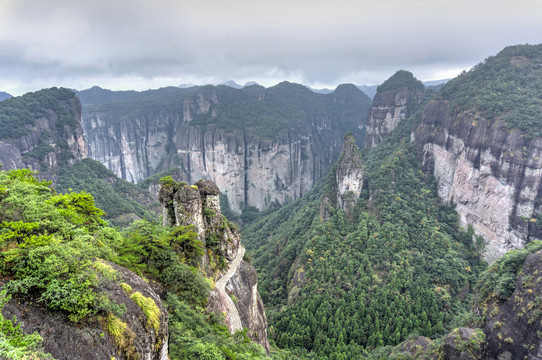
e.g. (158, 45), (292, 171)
(336, 133), (363, 215)
(377, 70), (424, 93)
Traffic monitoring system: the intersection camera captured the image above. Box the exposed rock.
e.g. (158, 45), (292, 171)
(335, 133), (363, 215)
(413, 100), (542, 262)
(1, 262), (168, 360)
(159, 179), (270, 352)
(366, 71), (424, 148)
(394, 336), (434, 359)
(478, 249), (542, 360)
(442, 328), (486, 360)
(0, 88), (87, 179)
(226, 259), (270, 353)
(81, 83), (371, 213)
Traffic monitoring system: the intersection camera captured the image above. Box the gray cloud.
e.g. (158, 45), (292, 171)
(1, 0), (541, 94)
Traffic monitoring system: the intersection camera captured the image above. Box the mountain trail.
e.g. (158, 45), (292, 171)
(215, 245), (245, 332)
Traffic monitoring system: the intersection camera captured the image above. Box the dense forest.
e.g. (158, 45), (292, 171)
(1, 43), (542, 359)
(438, 44), (542, 137)
(0, 169), (271, 359)
(242, 109), (487, 358)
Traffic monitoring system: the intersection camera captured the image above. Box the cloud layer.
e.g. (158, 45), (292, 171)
(1, 0), (541, 94)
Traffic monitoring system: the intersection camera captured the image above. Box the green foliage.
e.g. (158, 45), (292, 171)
(130, 291), (161, 331)
(203, 207), (217, 218)
(55, 158), (155, 223)
(242, 120), (484, 357)
(0, 88), (76, 139)
(476, 240), (542, 303)
(0, 168), (272, 359)
(377, 70), (424, 93)
(438, 44), (542, 137)
(104, 314), (138, 360)
(0, 291), (45, 353)
(166, 293), (268, 360)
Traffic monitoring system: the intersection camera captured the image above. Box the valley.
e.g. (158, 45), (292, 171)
(0, 44), (542, 360)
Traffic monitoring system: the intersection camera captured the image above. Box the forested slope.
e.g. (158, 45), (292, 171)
(242, 115), (486, 359)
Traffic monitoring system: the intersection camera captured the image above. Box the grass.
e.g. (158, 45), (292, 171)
(104, 314), (137, 360)
(119, 283), (132, 294)
(129, 292), (160, 332)
(93, 260), (118, 282)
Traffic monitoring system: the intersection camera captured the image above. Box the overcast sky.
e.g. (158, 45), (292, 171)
(1, 0), (541, 95)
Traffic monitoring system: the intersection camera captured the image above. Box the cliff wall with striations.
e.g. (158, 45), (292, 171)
(0, 88), (87, 177)
(81, 83), (371, 213)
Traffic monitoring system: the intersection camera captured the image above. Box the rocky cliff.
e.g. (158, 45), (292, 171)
(365, 70), (424, 148)
(158, 179), (270, 352)
(413, 45), (542, 262)
(0, 88), (87, 177)
(414, 100), (542, 262)
(335, 133), (363, 215)
(81, 83), (371, 213)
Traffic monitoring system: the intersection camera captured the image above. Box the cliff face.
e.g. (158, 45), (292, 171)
(159, 179), (270, 352)
(335, 133), (363, 215)
(0, 88), (87, 177)
(81, 83), (371, 213)
(414, 100), (542, 262)
(477, 247), (542, 360)
(365, 70), (424, 148)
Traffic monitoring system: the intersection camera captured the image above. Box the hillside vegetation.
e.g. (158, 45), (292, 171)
(438, 44), (542, 137)
(242, 111), (486, 359)
(0, 169), (271, 359)
(80, 82), (371, 141)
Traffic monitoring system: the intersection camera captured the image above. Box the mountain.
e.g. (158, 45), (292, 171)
(0, 88), (87, 177)
(413, 44), (542, 262)
(0, 167), (272, 359)
(158, 178), (270, 352)
(242, 131), (483, 358)
(365, 70), (425, 149)
(356, 84), (379, 99)
(379, 240), (542, 360)
(219, 80), (244, 89)
(79, 82), (372, 213)
(0, 92), (12, 102)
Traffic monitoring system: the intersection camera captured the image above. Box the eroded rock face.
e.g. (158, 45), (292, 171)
(82, 84), (370, 213)
(1, 262), (168, 360)
(413, 100), (542, 262)
(226, 260), (270, 353)
(479, 249), (542, 360)
(159, 179), (270, 352)
(442, 328), (485, 360)
(0, 89), (87, 178)
(336, 133), (363, 215)
(366, 86), (424, 148)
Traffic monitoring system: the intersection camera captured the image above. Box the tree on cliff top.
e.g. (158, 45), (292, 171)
(376, 70), (424, 93)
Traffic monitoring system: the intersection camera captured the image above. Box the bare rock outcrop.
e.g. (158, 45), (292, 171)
(159, 179), (270, 352)
(335, 133), (363, 215)
(413, 100), (542, 262)
(366, 70), (424, 149)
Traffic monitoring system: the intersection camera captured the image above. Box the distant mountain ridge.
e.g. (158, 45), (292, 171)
(78, 82), (372, 213)
(0, 91), (12, 101)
